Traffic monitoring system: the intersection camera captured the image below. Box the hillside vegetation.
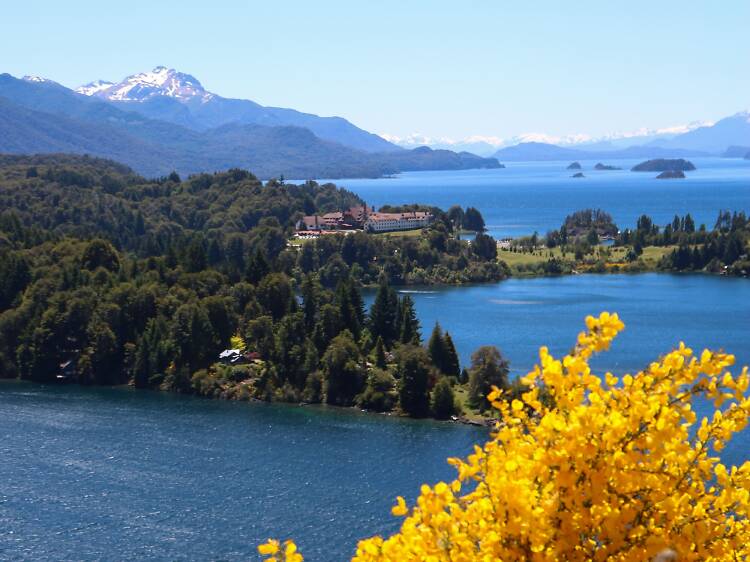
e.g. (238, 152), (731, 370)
(0, 154), (508, 420)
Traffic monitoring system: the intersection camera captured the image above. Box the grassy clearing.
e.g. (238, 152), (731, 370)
(498, 244), (677, 272)
(497, 247), (567, 267)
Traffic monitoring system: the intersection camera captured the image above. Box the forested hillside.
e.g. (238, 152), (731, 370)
(0, 155), (508, 419)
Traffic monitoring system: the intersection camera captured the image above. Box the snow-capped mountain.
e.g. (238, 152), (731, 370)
(22, 75), (54, 84)
(70, 66), (397, 152)
(76, 66), (213, 103)
(76, 80), (115, 97)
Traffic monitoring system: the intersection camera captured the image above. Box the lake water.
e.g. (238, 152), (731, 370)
(3, 274), (748, 561)
(0, 383), (483, 561)
(335, 158), (750, 239)
(379, 273), (750, 376)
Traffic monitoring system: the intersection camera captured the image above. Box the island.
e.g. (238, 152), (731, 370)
(594, 163), (621, 170)
(571, 172), (585, 178)
(567, 161), (582, 170)
(631, 158), (696, 172)
(656, 170), (686, 179)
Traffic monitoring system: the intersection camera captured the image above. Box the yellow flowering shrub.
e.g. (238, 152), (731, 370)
(260, 312), (750, 561)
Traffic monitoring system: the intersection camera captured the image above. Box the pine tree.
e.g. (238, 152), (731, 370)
(427, 322), (447, 373)
(335, 277), (364, 339)
(442, 331), (461, 378)
(300, 275), (319, 329)
(374, 336), (387, 368)
(369, 279), (399, 344)
(398, 294), (421, 344)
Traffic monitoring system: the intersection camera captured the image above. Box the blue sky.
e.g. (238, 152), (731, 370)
(2, 0), (748, 143)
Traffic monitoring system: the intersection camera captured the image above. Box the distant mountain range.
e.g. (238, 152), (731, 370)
(491, 113), (750, 161)
(0, 68), (500, 178)
(392, 112), (750, 161)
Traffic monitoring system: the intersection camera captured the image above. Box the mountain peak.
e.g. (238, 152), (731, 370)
(76, 66), (213, 103)
(22, 75), (53, 84)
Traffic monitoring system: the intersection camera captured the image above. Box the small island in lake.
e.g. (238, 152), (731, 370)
(567, 161), (582, 170)
(656, 170), (686, 179)
(571, 172), (585, 178)
(631, 158), (696, 172)
(594, 163), (621, 170)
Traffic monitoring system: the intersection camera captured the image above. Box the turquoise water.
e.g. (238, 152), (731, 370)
(335, 158), (750, 239)
(2, 274), (748, 560)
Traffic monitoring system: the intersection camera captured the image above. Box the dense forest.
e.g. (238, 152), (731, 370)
(0, 154), (510, 419)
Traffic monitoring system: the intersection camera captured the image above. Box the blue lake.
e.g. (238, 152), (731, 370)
(334, 158), (750, 239)
(2, 274), (749, 561)
(0, 382), (483, 561)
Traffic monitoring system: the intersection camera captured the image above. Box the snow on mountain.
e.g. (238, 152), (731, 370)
(75, 80), (115, 96)
(76, 66), (213, 103)
(22, 75), (53, 84)
(385, 120), (717, 155)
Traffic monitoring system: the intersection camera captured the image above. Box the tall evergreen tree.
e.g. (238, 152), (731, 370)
(398, 294), (421, 344)
(300, 275), (320, 329)
(368, 279), (399, 345)
(374, 336), (387, 368)
(442, 331), (461, 378)
(427, 322), (447, 373)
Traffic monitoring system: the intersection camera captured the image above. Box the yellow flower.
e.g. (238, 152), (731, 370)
(258, 539), (279, 555)
(391, 496), (408, 517)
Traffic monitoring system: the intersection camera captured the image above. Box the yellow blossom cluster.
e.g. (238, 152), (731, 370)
(259, 312), (750, 561)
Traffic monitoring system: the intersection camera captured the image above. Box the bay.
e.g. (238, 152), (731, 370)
(334, 158), (750, 239)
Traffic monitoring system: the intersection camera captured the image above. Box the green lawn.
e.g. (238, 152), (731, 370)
(498, 245), (677, 270)
(497, 246), (568, 267)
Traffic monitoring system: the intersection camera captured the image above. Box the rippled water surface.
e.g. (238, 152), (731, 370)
(0, 383), (483, 561)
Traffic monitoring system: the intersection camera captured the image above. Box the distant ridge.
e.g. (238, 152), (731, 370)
(492, 141), (709, 162)
(0, 73), (500, 178)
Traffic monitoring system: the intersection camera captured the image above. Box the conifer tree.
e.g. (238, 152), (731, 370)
(369, 279), (399, 344)
(427, 322), (447, 373)
(374, 336), (387, 368)
(398, 294), (421, 345)
(442, 331), (461, 378)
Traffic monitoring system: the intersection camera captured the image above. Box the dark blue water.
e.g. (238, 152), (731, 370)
(0, 384), (483, 561)
(335, 158), (750, 239)
(377, 273), (750, 376)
